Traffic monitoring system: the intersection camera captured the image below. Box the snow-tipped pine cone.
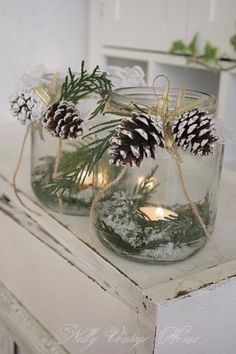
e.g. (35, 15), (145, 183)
(43, 100), (83, 139)
(10, 89), (46, 124)
(172, 108), (219, 156)
(108, 111), (165, 167)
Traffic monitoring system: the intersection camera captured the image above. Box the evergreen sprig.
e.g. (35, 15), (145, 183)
(44, 129), (118, 197)
(131, 165), (159, 205)
(60, 61), (113, 118)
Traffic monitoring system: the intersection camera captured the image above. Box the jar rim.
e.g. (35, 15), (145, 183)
(111, 86), (217, 110)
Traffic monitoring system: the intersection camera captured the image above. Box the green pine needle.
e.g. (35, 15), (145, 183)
(131, 165), (159, 205)
(43, 130), (116, 197)
(60, 61), (113, 118)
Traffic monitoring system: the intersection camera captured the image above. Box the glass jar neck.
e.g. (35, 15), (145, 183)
(111, 87), (217, 112)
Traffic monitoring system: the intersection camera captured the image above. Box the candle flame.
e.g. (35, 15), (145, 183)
(156, 207), (164, 218)
(140, 206), (178, 221)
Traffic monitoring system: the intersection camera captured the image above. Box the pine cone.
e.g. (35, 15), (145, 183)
(108, 111), (165, 167)
(10, 89), (46, 124)
(172, 109), (219, 156)
(43, 100), (83, 139)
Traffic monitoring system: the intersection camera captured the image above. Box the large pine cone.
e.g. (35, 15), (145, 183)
(10, 89), (46, 124)
(43, 100), (83, 139)
(108, 111), (165, 167)
(172, 109), (219, 156)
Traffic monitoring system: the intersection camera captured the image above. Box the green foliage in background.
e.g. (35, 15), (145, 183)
(169, 32), (236, 71)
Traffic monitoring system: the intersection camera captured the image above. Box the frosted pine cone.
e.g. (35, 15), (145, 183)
(172, 109), (219, 156)
(43, 101), (83, 139)
(108, 111), (164, 167)
(10, 89), (46, 124)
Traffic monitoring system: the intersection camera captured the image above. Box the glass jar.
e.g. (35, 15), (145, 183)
(93, 87), (224, 263)
(31, 68), (146, 215)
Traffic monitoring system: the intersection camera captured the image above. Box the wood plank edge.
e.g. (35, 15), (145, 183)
(0, 281), (69, 354)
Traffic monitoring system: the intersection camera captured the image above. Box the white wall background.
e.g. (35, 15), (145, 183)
(0, 0), (88, 121)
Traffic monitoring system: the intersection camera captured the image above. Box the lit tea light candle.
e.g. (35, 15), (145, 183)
(140, 206), (178, 221)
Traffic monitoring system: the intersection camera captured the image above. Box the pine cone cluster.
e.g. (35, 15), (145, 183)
(10, 89), (46, 124)
(108, 111), (165, 167)
(172, 109), (219, 156)
(43, 100), (83, 139)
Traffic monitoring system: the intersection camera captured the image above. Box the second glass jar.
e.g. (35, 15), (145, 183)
(93, 87), (224, 263)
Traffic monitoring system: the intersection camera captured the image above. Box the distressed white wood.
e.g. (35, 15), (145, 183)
(136, 260), (236, 353)
(145, 259), (236, 305)
(0, 207), (138, 354)
(0, 176), (140, 312)
(0, 282), (68, 354)
(17, 346), (31, 354)
(154, 278), (236, 354)
(0, 318), (15, 354)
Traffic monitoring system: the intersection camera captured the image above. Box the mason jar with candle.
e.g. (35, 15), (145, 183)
(31, 68), (146, 215)
(30, 71), (113, 215)
(93, 87), (224, 263)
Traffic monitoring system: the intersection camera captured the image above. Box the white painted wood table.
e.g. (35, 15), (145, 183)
(0, 122), (236, 354)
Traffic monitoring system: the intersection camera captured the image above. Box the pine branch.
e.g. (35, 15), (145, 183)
(83, 121), (122, 139)
(60, 61), (113, 118)
(43, 130), (116, 197)
(88, 119), (122, 131)
(131, 165), (159, 205)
